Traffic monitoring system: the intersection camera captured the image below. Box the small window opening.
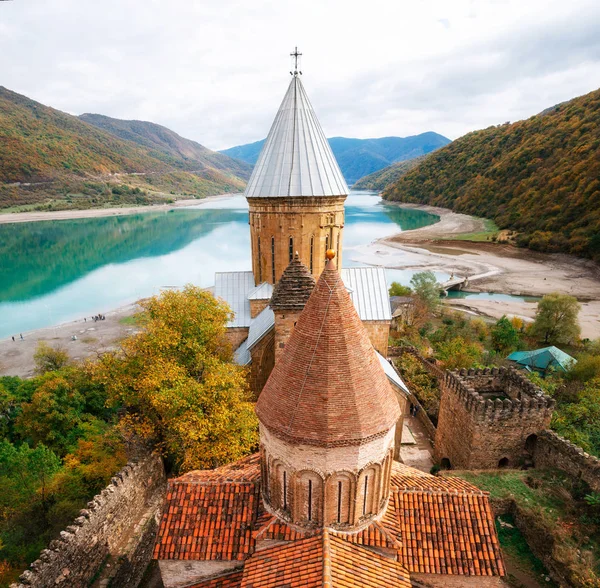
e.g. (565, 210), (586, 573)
(498, 457), (509, 468)
(337, 481), (342, 523)
(308, 479), (313, 521)
(363, 475), (369, 515)
(271, 237), (276, 283)
(257, 238), (262, 283)
(310, 236), (314, 273)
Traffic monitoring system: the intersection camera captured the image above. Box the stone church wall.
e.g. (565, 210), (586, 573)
(362, 320), (390, 356)
(225, 327), (249, 352)
(249, 330), (275, 399)
(12, 454), (166, 588)
(533, 430), (600, 492)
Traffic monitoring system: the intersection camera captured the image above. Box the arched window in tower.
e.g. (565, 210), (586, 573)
(336, 233), (341, 268)
(362, 475), (369, 515)
(307, 479), (313, 521)
(289, 237), (294, 262)
(325, 235), (329, 258)
(257, 238), (262, 283)
(327, 473), (354, 525)
(283, 470), (288, 510)
(310, 236), (314, 273)
(271, 237), (276, 283)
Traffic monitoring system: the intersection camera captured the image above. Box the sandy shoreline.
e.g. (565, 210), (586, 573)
(0, 193), (240, 225)
(361, 202), (600, 339)
(0, 304), (140, 378)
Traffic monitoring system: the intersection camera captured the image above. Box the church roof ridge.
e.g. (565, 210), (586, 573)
(256, 258), (400, 446)
(244, 74), (348, 198)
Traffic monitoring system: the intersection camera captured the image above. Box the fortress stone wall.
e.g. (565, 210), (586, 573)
(434, 367), (554, 469)
(12, 454), (166, 588)
(533, 430), (600, 492)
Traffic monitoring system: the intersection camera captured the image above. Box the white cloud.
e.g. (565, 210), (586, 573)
(1, 0), (599, 150)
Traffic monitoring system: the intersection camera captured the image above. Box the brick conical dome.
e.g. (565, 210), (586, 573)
(256, 259), (400, 446)
(270, 254), (316, 311)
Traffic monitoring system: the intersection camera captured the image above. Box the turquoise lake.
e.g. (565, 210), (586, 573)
(0, 191), (445, 338)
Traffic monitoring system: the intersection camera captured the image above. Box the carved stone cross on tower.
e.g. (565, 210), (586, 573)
(290, 46), (302, 75)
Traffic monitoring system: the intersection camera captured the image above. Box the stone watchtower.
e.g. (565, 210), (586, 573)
(255, 257), (400, 530)
(434, 367), (555, 470)
(244, 65), (348, 285)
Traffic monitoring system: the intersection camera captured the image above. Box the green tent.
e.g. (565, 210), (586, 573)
(507, 346), (576, 374)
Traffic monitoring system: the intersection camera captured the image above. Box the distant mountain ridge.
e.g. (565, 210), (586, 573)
(0, 87), (250, 210)
(220, 132), (450, 185)
(383, 88), (600, 261)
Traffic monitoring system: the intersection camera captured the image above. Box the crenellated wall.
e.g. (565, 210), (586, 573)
(533, 430), (600, 492)
(434, 367), (554, 470)
(11, 454), (166, 588)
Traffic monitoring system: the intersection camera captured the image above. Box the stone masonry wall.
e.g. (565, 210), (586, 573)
(434, 368), (554, 469)
(274, 311), (300, 363)
(249, 299), (269, 319)
(362, 320), (390, 356)
(12, 454), (166, 588)
(225, 327), (249, 352)
(250, 330), (275, 399)
(533, 430), (600, 492)
(247, 195), (346, 284)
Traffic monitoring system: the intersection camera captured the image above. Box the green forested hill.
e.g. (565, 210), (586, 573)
(79, 113), (251, 179)
(353, 155), (427, 190)
(383, 89), (600, 261)
(0, 87), (248, 210)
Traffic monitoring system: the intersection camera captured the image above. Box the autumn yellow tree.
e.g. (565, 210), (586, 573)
(93, 285), (258, 472)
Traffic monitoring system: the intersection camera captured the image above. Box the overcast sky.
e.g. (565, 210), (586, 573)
(1, 0), (599, 150)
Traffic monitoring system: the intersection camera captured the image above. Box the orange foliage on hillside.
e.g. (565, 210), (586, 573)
(384, 88), (600, 261)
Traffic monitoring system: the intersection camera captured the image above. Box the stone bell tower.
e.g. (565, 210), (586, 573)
(244, 49), (348, 285)
(255, 254), (400, 531)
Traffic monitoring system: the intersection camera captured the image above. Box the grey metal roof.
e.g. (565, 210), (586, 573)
(341, 267), (392, 321)
(376, 351), (410, 394)
(247, 306), (275, 350)
(233, 338), (251, 366)
(244, 75), (348, 198)
(248, 282), (273, 300)
(214, 271), (254, 328)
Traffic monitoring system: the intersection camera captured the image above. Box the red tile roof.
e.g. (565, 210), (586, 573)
(256, 259), (400, 446)
(239, 531), (411, 588)
(397, 489), (505, 576)
(178, 453), (261, 484)
(253, 514), (314, 543)
(153, 480), (259, 561)
(187, 570), (243, 588)
(154, 454), (505, 583)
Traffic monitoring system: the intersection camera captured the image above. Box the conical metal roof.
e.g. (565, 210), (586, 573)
(244, 76), (349, 198)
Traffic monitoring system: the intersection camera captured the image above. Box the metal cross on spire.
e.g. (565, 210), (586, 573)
(290, 46), (302, 75)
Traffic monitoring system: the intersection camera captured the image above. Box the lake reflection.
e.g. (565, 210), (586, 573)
(0, 191), (439, 337)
